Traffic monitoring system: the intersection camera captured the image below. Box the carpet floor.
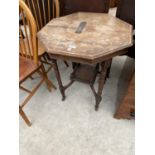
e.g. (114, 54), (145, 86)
(20, 56), (135, 155)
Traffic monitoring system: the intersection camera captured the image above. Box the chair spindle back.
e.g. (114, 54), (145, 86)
(19, 0), (38, 65)
(25, 0), (60, 31)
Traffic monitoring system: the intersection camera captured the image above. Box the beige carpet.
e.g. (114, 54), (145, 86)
(19, 56), (135, 155)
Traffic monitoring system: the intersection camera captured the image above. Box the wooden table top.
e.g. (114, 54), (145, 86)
(37, 12), (133, 64)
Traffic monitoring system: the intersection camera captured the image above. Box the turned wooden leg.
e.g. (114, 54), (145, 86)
(52, 59), (66, 101)
(95, 60), (112, 111)
(19, 106), (31, 126)
(106, 59), (112, 78)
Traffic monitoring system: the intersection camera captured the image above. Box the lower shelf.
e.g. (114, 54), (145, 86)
(70, 64), (98, 84)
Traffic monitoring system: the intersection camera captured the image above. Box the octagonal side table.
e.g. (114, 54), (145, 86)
(38, 12), (133, 110)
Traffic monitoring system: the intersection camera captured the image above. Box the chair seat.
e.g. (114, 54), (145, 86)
(19, 56), (40, 83)
(20, 38), (45, 57)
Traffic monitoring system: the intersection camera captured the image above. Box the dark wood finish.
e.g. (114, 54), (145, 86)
(51, 58), (111, 110)
(107, 0), (135, 78)
(70, 60), (111, 111)
(115, 72), (135, 119)
(38, 12), (133, 110)
(46, 47), (130, 65)
(116, 0), (135, 28)
(59, 0), (110, 16)
(95, 60), (112, 110)
(70, 64), (99, 84)
(117, 0), (135, 58)
(106, 59), (112, 78)
(109, 0), (118, 8)
(51, 59), (66, 101)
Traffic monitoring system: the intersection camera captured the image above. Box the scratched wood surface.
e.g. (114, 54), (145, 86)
(37, 12), (133, 64)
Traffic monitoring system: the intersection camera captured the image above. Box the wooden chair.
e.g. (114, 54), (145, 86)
(19, 0), (56, 126)
(24, 0), (69, 68)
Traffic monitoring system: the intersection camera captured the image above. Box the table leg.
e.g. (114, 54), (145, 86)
(52, 59), (66, 101)
(95, 60), (112, 111)
(106, 59), (112, 78)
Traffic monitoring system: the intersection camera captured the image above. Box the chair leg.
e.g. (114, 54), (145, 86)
(19, 106), (31, 126)
(40, 64), (56, 91)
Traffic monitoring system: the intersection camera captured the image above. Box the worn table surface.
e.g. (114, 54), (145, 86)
(38, 12), (133, 64)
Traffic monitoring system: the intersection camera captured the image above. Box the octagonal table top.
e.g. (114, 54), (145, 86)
(37, 12), (133, 64)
